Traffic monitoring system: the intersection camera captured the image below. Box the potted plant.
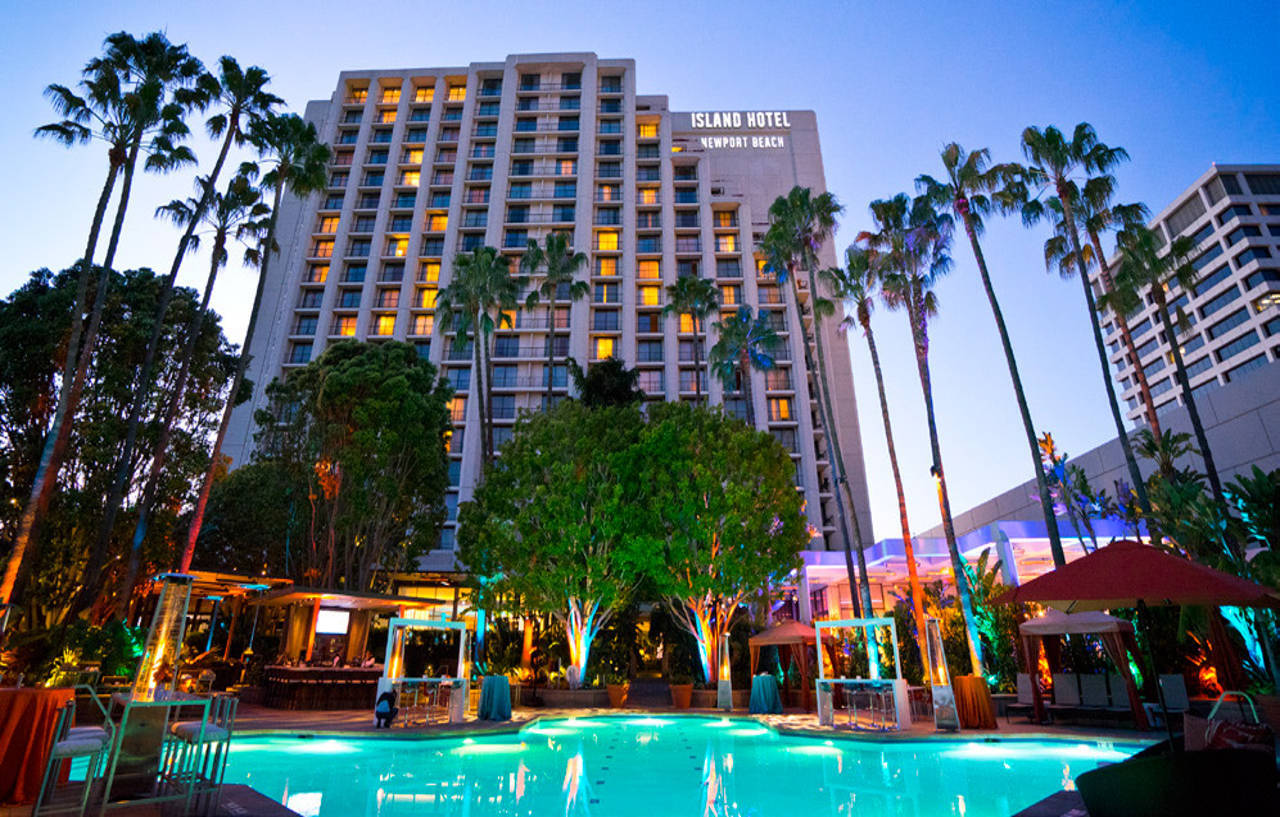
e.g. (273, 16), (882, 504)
(668, 667), (694, 709)
(604, 668), (630, 708)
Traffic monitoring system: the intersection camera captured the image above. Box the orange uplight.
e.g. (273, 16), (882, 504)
(1198, 664), (1222, 697)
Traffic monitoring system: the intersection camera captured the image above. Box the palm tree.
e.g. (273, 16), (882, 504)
(918, 143), (1067, 567)
(90, 57), (280, 603)
(708, 306), (778, 429)
(1010, 123), (1150, 514)
(763, 186), (872, 620)
(435, 247), (524, 466)
(113, 171), (269, 614)
(180, 113), (330, 573)
(519, 232), (589, 408)
(3, 32), (201, 606)
(863, 193), (985, 676)
(1104, 226), (1227, 504)
(663, 275), (719, 405)
(821, 245), (928, 646)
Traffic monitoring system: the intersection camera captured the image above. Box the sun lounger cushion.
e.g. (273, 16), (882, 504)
(1158, 674), (1190, 711)
(1080, 675), (1109, 708)
(1051, 674), (1080, 707)
(1015, 673), (1034, 705)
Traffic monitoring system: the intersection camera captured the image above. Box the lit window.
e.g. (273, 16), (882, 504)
(334, 316), (357, 336)
(419, 261), (441, 282)
(447, 85), (466, 102)
(597, 231), (619, 251)
(377, 289), (400, 308)
(381, 87), (401, 104)
(638, 260), (660, 279)
(386, 238), (408, 257)
(426, 214), (448, 231)
(597, 184), (619, 202)
(450, 396), (467, 421)
(378, 109), (397, 124)
(639, 285), (660, 306)
(317, 216), (339, 233)
(722, 285), (740, 305)
(414, 85), (434, 103)
(594, 337), (615, 359)
(559, 160), (576, 176)
(768, 398), (792, 421)
(311, 239), (334, 258)
(400, 171), (421, 186)
(638, 188), (658, 205)
(418, 288), (438, 309)
(348, 88), (368, 103)
(596, 257), (617, 276)
(716, 211), (735, 228)
(374, 314), (396, 335)
(412, 314), (434, 335)
(716, 235), (737, 252)
(638, 122), (658, 138)
(679, 313), (703, 333)
(306, 264), (329, 283)
(403, 148), (424, 164)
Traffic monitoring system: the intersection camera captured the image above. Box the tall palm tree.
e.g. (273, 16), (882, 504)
(663, 275), (719, 405)
(91, 57), (280, 601)
(1103, 226), (1227, 504)
(1010, 123), (1150, 514)
(708, 306), (778, 429)
(3, 32), (200, 606)
(112, 172), (269, 614)
(1042, 179), (1160, 434)
(918, 143), (1067, 567)
(763, 186), (872, 620)
(863, 193), (985, 675)
(821, 245), (928, 646)
(180, 113), (330, 573)
(519, 232), (588, 408)
(435, 247), (524, 466)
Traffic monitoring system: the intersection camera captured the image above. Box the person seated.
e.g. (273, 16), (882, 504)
(361, 652), (376, 668)
(374, 691), (398, 728)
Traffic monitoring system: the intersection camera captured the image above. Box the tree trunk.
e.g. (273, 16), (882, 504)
(863, 320), (927, 648)
(180, 180), (285, 573)
(693, 317), (703, 406)
(908, 290), (985, 676)
(545, 305), (556, 409)
(92, 126), (240, 603)
(1057, 186), (1151, 514)
(471, 320), (489, 467)
(1089, 230), (1161, 436)
(117, 227), (229, 617)
(958, 201), (1066, 567)
(739, 352), (756, 428)
(0, 155), (121, 605)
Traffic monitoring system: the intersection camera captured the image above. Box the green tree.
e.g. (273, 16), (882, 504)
(821, 245), (928, 646)
(708, 306), (777, 429)
(862, 192), (985, 675)
(763, 186), (871, 619)
(180, 112), (331, 573)
(195, 460), (304, 577)
(251, 341), (452, 589)
(458, 401), (649, 686)
(638, 402), (808, 684)
(1007, 123), (1150, 514)
(566, 356), (644, 408)
(5, 32), (202, 605)
(435, 246), (525, 465)
(519, 232), (589, 407)
(663, 276), (720, 405)
(918, 143), (1067, 567)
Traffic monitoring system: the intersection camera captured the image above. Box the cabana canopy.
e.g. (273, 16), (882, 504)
(748, 620), (817, 710)
(1019, 609), (1134, 637)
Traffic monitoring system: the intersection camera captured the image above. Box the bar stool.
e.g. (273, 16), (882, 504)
(34, 702), (110, 817)
(163, 694), (237, 816)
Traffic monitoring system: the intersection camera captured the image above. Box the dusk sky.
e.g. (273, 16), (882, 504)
(2, 0), (1277, 539)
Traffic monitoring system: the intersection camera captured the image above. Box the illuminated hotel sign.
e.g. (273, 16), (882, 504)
(688, 111), (791, 149)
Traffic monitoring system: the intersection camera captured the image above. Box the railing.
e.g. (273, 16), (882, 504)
(513, 146), (580, 155)
(506, 213), (575, 224)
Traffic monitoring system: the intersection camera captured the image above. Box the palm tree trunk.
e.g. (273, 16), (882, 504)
(1089, 230), (1161, 436)
(1057, 187), (1151, 514)
(693, 319), (703, 406)
(471, 321), (489, 466)
(908, 291), (985, 676)
(180, 179), (285, 573)
(545, 308), (556, 408)
(0, 157), (122, 605)
(117, 228), (228, 617)
(863, 321), (927, 648)
(739, 353), (756, 428)
(484, 324), (495, 463)
(958, 203), (1066, 567)
(786, 267), (861, 618)
(1153, 297), (1226, 506)
(92, 128), (240, 597)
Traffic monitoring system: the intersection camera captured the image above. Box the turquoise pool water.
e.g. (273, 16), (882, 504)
(225, 716), (1146, 817)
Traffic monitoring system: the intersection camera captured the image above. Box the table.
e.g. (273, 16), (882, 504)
(478, 676), (511, 721)
(0, 687), (74, 804)
(749, 675), (782, 714)
(953, 675), (997, 729)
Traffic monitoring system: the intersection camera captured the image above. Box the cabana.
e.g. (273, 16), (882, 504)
(814, 617), (911, 729)
(1019, 609), (1148, 728)
(749, 620), (816, 710)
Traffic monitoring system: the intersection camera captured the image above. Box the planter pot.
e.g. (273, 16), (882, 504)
(670, 683), (693, 709)
(607, 683), (630, 708)
(691, 689), (718, 709)
(537, 687), (611, 708)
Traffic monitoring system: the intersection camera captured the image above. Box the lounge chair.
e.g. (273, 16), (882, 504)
(1158, 674), (1190, 712)
(1047, 673), (1080, 720)
(1005, 673), (1037, 722)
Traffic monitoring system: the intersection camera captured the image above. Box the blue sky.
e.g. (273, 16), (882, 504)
(2, 0), (1277, 538)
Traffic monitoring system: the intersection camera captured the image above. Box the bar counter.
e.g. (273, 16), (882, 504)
(263, 666), (382, 710)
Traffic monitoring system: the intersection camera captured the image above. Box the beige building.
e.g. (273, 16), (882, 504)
(225, 52), (873, 572)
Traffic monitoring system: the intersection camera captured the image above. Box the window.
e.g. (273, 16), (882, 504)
(677, 260), (699, 278)
(380, 86), (400, 104)
(768, 398), (793, 421)
(638, 260), (660, 279)
(559, 159), (577, 176)
(376, 289), (400, 308)
(716, 259), (742, 278)
(1244, 173), (1280, 195)
(596, 231), (619, 251)
(450, 396), (467, 422)
(1215, 330), (1260, 362)
(715, 211), (737, 228)
(636, 313), (660, 333)
(394, 193), (416, 208)
(415, 85), (434, 103)
(446, 84), (466, 102)
(558, 116), (579, 132)
(679, 370), (705, 392)
(437, 148), (457, 163)
(1235, 246), (1272, 267)
(419, 262), (441, 282)
(352, 215), (376, 232)
(372, 314), (396, 336)
(638, 285), (660, 306)
(477, 102), (499, 117)
(554, 181), (576, 198)
(363, 171), (385, 187)
(715, 235), (738, 253)
(306, 264), (329, 283)
(388, 215), (412, 232)
(346, 87), (368, 103)
(289, 342), (312, 364)
(595, 282), (620, 304)
(430, 192), (451, 207)
(460, 234), (483, 252)
(398, 170), (420, 187)
(596, 257), (617, 276)
(294, 316), (317, 335)
(678, 313), (702, 333)
(469, 165), (493, 181)
(721, 285), (740, 305)
(299, 290), (323, 308)
(1245, 268), (1280, 291)
(491, 395), (516, 419)
(439, 127), (460, 142)
(414, 286), (438, 309)
(504, 229), (528, 249)
(410, 314), (433, 336)
(1199, 285), (1240, 318)
(402, 148), (424, 164)
(1206, 308), (1249, 340)
(385, 238), (407, 257)
(511, 159), (533, 176)
(333, 315), (358, 336)
(380, 263), (404, 282)
(561, 72), (582, 89)
(597, 184), (620, 202)
(765, 368), (792, 390)
(421, 238), (444, 256)
(636, 340), (664, 361)
(405, 128), (427, 143)
(509, 182), (532, 199)
(338, 290), (361, 308)
(409, 107), (430, 122)
(638, 122), (658, 138)
(445, 367), (472, 391)
(432, 170), (454, 185)
(426, 214), (448, 231)
(1192, 265), (1231, 297)
(593, 311), (620, 331)
(323, 194), (344, 210)
(370, 129), (392, 144)
(638, 188), (658, 205)
(593, 337), (615, 359)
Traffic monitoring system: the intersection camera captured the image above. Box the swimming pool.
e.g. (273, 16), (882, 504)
(225, 716), (1146, 817)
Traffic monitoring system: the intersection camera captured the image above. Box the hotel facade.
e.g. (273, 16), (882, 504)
(225, 52), (874, 578)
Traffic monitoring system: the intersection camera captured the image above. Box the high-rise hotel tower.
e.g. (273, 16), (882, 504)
(226, 52), (873, 571)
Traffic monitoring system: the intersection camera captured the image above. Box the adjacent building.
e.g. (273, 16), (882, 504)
(224, 52), (874, 574)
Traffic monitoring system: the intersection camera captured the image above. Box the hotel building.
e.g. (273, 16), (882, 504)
(225, 52), (874, 578)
